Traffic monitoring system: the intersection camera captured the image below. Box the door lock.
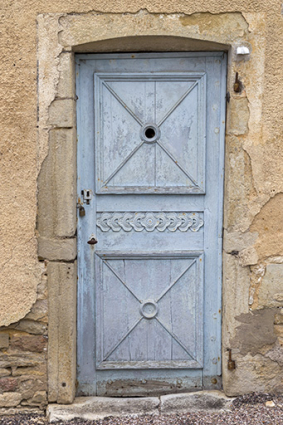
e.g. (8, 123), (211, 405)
(79, 205), (85, 217)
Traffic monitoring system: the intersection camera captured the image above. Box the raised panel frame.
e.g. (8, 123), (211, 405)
(95, 251), (204, 370)
(94, 72), (206, 194)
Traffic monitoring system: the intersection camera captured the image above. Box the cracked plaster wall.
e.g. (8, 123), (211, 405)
(0, 0), (282, 405)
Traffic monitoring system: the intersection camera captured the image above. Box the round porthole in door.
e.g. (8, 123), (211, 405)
(140, 123), (161, 143)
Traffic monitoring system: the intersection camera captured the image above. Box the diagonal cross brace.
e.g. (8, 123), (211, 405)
(101, 259), (196, 361)
(101, 80), (199, 188)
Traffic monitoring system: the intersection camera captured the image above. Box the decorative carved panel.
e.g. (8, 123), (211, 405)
(97, 212), (204, 233)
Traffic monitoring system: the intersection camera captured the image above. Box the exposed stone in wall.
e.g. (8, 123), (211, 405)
(0, 329), (48, 411)
(225, 192), (283, 395)
(0, 262), (48, 412)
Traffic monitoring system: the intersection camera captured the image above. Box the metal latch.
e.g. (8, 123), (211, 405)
(82, 189), (92, 204)
(78, 189), (93, 217)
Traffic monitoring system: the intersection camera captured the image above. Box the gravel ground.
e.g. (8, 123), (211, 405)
(1, 393), (283, 425)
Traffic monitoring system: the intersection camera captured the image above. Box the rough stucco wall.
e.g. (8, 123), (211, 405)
(0, 0), (282, 405)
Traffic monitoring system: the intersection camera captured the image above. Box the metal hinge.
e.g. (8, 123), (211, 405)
(226, 92), (230, 103)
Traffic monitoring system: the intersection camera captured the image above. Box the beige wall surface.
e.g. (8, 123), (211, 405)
(0, 0), (283, 408)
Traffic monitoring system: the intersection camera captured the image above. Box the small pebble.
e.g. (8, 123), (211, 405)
(265, 400), (275, 407)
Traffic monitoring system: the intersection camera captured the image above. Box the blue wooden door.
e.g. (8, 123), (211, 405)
(76, 53), (226, 396)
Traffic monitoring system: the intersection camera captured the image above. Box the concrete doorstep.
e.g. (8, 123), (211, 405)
(47, 391), (234, 422)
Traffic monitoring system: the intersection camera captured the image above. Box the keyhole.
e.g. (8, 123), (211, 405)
(145, 127), (156, 139)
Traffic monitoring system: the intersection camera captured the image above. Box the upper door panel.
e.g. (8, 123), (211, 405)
(95, 72), (206, 194)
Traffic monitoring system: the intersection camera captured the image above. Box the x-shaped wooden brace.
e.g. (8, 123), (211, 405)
(101, 81), (199, 188)
(102, 258), (196, 361)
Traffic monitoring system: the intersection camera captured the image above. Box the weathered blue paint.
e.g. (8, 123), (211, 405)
(76, 53), (227, 396)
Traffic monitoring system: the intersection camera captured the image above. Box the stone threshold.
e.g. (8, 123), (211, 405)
(47, 391), (234, 422)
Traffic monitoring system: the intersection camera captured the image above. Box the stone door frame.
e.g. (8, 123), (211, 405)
(37, 11), (263, 404)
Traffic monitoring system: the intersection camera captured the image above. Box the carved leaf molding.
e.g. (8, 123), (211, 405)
(97, 212), (204, 232)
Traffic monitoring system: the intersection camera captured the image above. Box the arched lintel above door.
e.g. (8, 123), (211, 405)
(72, 35), (229, 53)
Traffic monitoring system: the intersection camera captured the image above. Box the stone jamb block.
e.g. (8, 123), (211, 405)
(51, 128), (77, 237)
(48, 99), (76, 128)
(226, 97), (249, 136)
(57, 52), (76, 99)
(38, 237), (76, 261)
(37, 128), (77, 239)
(48, 262), (76, 404)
